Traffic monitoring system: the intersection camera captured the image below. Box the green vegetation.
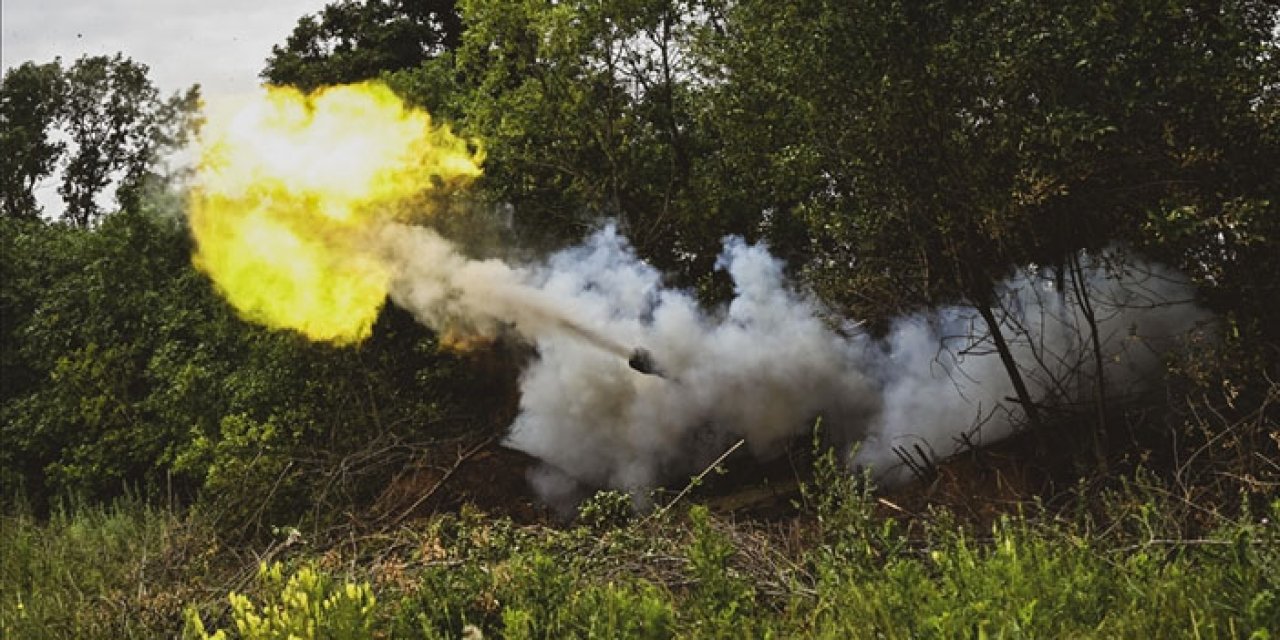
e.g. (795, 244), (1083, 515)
(1, 497), (211, 638)
(0, 55), (198, 225)
(5, 470), (1277, 638)
(0, 208), (495, 534)
(2, 0), (1277, 636)
(183, 562), (378, 640)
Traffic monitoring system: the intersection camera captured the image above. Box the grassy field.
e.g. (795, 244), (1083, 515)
(4, 456), (1276, 639)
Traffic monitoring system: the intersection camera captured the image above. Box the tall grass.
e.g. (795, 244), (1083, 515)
(1, 497), (209, 639)
(4, 475), (1276, 638)
(187, 480), (1277, 639)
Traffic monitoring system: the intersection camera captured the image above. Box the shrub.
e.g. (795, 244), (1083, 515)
(183, 562), (376, 640)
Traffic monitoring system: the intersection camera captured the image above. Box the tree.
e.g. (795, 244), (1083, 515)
(0, 62), (67, 219)
(449, 0), (709, 271)
(58, 55), (201, 226)
(698, 0), (1279, 451)
(702, 0), (1278, 321)
(0, 55), (200, 226)
(263, 0), (463, 91)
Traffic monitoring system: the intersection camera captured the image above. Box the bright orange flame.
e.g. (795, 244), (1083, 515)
(189, 82), (482, 343)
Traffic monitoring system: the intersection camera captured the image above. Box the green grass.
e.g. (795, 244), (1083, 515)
(1, 497), (217, 639)
(5, 472), (1274, 639)
(804, 512), (1278, 638)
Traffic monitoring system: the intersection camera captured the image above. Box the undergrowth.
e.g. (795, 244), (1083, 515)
(4, 465), (1276, 639)
(0, 497), (222, 638)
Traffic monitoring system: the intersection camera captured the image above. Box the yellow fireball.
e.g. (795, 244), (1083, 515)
(189, 82), (482, 343)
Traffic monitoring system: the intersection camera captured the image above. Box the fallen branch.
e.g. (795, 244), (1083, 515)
(383, 435), (497, 529)
(652, 437), (747, 520)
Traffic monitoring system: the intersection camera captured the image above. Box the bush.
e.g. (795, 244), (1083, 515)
(183, 562), (376, 640)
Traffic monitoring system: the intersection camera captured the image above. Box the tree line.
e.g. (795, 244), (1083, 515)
(1, 0), (1276, 528)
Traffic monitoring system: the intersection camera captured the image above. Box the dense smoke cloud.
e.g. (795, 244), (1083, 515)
(376, 222), (1212, 506)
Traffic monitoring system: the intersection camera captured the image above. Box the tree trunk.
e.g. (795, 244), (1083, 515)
(1069, 254), (1110, 473)
(974, 299), (1045, 434)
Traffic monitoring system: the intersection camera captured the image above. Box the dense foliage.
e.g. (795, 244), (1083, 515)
(0, 205), (498, 533)
(262, 0), (463, 92)
(1, 0), (1277, 635)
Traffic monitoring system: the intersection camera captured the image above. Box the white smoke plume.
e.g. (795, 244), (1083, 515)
(854, 256), (1214, 485)
(376, 222), (1213, 505)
